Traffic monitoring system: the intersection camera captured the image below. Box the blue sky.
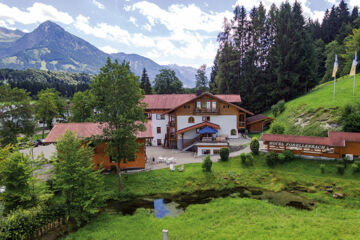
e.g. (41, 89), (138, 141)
(0, 0), (358, 68)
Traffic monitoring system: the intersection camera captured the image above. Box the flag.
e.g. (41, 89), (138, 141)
(332, 54), (338, 78)
(350, 52), (358, 76)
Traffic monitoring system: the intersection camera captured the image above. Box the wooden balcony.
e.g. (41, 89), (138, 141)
(193, 108), (219, 115)
(168, 121), (175, 127)
(239, 121), (246, 128)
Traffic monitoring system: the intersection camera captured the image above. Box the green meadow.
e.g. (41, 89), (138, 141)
(67, 155), (360, 239)
(269, 73), (360, 131)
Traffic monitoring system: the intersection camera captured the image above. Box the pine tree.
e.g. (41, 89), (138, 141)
(195, 64), (209, 92)
(140, 68), (152, 94)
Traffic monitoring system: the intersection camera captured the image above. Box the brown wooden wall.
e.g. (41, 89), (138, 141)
(337, 142), (360, 155)
(248, 122), (263, 132)
(92, 139), (146, 170)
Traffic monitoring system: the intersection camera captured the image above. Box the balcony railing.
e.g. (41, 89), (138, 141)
(168, 121), (175, 127)
(193, 108), (219, 115)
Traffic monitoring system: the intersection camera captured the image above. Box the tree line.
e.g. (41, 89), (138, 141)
(210, 0), (360, 113)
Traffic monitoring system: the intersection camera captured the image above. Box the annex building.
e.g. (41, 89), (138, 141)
(261, 132), (360, 159)
(44, 122), (153, 170)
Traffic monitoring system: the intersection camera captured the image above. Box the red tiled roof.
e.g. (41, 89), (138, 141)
(44, 121), (153, 143)
(247, 114), (274, 125)
(143, 93), (241, 110)
(215, 94), (241, 103)
(328, 132), (360, 146)
(261, 132), (360, 147)
(176, 121), (220, 134)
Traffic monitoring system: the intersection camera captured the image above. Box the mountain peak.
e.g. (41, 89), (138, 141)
(36, 20), (64, 32)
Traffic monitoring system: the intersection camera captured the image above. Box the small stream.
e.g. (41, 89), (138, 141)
(107, 186), (315, 218)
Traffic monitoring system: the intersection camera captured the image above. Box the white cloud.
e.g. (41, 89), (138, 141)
(131, 1), (232, 33)
(92, 0), (105, 9)
(143, 23), (152, 31)
(349, 0), (359, 8)
(0, 2), (74, 25)
(0, 20), (15, 30)
(74, 14), (131, 44)
(99, 45), (119, 54)
(129, 17), (138, 26)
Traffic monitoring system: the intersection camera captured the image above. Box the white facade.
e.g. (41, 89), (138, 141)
(177, 115), (239, 138)
(151, 113), (169, 146)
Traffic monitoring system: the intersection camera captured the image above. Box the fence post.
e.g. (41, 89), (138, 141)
(162, 229), (168, 240)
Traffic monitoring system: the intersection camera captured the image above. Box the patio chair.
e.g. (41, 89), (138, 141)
(169, 164), (175, 171)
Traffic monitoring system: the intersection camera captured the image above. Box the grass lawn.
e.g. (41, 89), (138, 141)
(268, 73), (360, 132)
(67, 154), (360, 239)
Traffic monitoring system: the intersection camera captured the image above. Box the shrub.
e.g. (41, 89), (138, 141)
(266, 152), (278, 167)
(320, 163), (325, 174)
(278, 153), (286, 164)
(202, 155), (212, 172)
(246, 153), (254, 166)
(271, 122), (285, 134)
(240, 153), (247, 165)
(336, 164), (345, 175)
(351, 163), (359, 174)
(220, 148), (229, 162)
(271, 100), (286, 117)
(250, 137), (259, 155)
(282, 150), (294, 162)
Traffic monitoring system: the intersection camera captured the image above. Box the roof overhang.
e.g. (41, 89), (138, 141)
(176, 121), (220, 135)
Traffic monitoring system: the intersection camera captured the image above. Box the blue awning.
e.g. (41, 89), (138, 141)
(198, 126), (218, 134)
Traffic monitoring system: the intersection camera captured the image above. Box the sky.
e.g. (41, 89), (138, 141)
(0, 0), (358, 68)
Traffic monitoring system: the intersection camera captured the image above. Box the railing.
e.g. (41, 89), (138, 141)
(168, 121), (175, 127)
(239, 121), (246, 127)
(193, 108), (219, 115)
(182, 135), (202, 149)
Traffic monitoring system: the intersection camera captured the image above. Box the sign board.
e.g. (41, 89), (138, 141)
(269, 141), (327, 150)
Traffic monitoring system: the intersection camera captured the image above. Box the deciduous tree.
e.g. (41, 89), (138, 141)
(91, 58), (147, 191)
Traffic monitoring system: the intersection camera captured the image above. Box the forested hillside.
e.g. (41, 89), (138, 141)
(0, 68), (90, 97)
(211, 0), (360, 114)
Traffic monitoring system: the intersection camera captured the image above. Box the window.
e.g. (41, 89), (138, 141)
(197, 101), (201, 108)
(202, 101), (207, 108)
(202, 116), (210, 121)
(110, 156), (116, 163)
(206, 101), (211, 109)
(213, 149), (220, 154)
(157, 127), (161, 134)
(231, 129), (237, 136)
(156, 114), (165, 120)
(147, 113), (152, 119)
(188, 117), (195, 123)
(212, 101), (216, 109)
(239, 114), (245, 122)
(157, 139), (162, 146)
(202, 149), (211, 155)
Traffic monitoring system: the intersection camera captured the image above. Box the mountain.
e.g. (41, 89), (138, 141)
(0, 21), (199, 87)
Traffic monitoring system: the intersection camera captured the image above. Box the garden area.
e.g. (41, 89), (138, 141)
(67, 151), (360, 240)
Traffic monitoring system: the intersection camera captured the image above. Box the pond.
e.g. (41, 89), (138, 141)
(107, 186), (315, 218)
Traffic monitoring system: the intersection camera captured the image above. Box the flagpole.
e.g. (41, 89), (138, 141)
(333, 73), (336, 97)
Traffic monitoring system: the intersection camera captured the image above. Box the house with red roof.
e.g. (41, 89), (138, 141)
(143, 92), (269, 155)
(261, 132), (360, 159)
(44, 121), (153, 170)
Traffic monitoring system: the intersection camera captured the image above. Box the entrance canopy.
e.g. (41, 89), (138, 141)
(198, 126), (218, 134)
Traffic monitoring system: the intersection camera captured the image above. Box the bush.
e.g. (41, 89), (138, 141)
(271, 122), (285, 134)
(202, 155), (212, 172)
(278, 153), (286, 164)
(351, 163), (359, 174)
(266, 152), (278, 167)
(220, 148), (229, 162)
(336, 164), (345, 175)
(246, 153), (254, 166)
(282, 150), (294, 162)
(320, 163), (325, 174)
(250, 137), (259, 155)
(271, 100), (286, 117)
(240, 153), (247, 165)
